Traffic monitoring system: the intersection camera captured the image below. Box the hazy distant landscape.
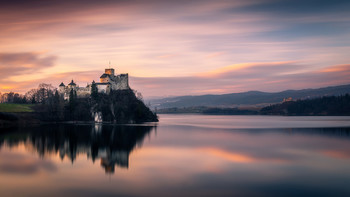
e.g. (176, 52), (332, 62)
(149, 84), (350, 109)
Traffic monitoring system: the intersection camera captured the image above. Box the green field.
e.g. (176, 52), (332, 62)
(0, 103), (34, 113)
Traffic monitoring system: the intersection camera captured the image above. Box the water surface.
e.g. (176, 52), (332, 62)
(1, 115), (350, 197)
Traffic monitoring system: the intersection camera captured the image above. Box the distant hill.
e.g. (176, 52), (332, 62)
(149, 84), (350, 109)
(260, 94), (350, 116)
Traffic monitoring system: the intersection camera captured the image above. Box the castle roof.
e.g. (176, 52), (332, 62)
(68, 80), (76, 86)
(59, 82), (65, 87)
(100, 73), (110, 78)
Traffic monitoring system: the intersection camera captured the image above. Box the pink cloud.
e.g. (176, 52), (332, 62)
(130, 62), (350, 98)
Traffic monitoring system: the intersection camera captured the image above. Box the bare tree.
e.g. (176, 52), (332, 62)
(24, 83), (57, 103)
(25, 89), (37, 103)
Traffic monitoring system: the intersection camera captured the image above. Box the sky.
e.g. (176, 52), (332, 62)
(0, 0), (349, 98)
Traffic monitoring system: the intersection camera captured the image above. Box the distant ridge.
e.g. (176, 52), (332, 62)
(149, 84), (350, 109)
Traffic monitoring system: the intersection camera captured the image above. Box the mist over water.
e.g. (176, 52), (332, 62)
(159, 114), (350, 129)
(1, 115), (350, 197)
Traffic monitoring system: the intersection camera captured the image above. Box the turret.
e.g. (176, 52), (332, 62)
(68, 79), (76, 89)
(59, 82), (65, 93)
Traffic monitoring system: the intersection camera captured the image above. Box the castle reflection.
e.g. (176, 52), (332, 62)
(0, 124), (156, 174)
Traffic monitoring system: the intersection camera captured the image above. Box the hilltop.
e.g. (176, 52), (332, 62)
(0, 67), (158, 126)
(149, 84), (350, 109)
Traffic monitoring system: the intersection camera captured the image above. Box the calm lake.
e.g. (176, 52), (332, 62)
(1, 115), (350, 197)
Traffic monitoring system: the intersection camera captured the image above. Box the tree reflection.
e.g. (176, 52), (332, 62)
(0, 124), (156, 174)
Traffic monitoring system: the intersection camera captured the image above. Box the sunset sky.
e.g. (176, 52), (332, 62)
(0, 0), (349, 98)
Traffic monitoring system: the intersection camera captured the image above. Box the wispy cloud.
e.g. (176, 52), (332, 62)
(131, 62), (350, 97)
(0, 52), (56, 86)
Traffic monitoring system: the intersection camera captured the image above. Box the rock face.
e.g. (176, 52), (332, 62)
(92, 89), (158, 123)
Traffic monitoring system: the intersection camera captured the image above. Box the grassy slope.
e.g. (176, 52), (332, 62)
(0, 103), (34, 113)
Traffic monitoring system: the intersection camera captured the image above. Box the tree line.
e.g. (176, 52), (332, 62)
(1, 83), (158, 123)
(0, 92), (26, 103)
(260, 94), (350, 115)
(157, 94), (350, 116)
(0, 83), (57, 104)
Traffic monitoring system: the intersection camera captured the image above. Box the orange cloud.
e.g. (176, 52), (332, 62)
(198, 61), (298, 78)
(320, 64), (350, 73)
(0, 69), (100, 94)
(0, 86), (14, 90)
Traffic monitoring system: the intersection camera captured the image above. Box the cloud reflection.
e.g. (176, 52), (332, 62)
(199, 147), (255, 163)
(0, 150), (57, 175)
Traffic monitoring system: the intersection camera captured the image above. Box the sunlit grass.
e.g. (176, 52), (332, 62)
(0, 103), (34, 112)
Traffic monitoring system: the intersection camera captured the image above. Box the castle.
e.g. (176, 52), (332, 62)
(59, 67), (129, 100)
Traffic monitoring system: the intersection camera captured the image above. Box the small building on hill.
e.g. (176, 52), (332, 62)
(283, 97), (293, 102)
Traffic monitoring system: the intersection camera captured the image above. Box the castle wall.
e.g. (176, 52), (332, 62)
(60, 86), (91, 100)
(97, 84), (108, 93)
(100, 76), (111, 83)
(76, 87), (91, 98)
(111, 74), (129, 90)
(59, 86), (65, 93)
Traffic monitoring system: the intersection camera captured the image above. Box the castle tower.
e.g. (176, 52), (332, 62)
(68, 80), (76, 89)
(59, 82), (65, 93)
(105, 68), (115, 76)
